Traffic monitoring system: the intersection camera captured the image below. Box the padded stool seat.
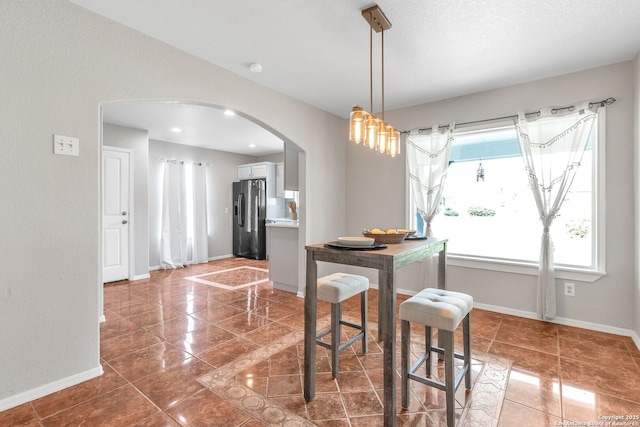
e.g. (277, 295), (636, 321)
(400, 288), (473, 427)
(316, 273), (369, 378)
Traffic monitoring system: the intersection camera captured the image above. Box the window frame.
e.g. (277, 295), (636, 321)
(405, 109), (607, 283)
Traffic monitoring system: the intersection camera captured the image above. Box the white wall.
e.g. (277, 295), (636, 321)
(102, 123), (149, 279)
(148, 139), (260, 266)
(347, 62), (638, 332)
(0, 0), (346, 409)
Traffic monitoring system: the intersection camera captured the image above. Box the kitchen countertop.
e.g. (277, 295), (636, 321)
(266, 219), (299, 228)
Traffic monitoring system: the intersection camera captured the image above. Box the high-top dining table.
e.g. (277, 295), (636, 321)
(303, 237), (448, 426)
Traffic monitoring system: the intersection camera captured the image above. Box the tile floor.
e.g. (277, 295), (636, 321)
(2, 257), (640, 426)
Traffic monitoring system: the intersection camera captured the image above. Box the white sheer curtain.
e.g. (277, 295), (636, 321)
(515, 103), (596, 320)
(160, 160), (209, 269)
(406, 124), (455, 236)
(406, 124), (455, 287)
(190, 163), (209, 264)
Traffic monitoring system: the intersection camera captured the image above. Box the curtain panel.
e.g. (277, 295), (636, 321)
(160, 161), (209, 269)
(515, 102), (596, 320)
(406, 124), (455, 237)
(406, 124), (455, 288)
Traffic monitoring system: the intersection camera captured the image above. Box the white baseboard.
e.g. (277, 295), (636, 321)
(368, 283), (640, 352)
(132, 273), (150, 281)
(473, 302), (640, 350)
(0, 365), (103, 412)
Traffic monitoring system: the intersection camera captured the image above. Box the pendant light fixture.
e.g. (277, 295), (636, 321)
(349, 4), (399, 158)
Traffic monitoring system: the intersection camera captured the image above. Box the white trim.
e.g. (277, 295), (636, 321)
(407, 111), (607, 278)
(475, 302), (639, 346)
(209, 254), (234, 261)
(133, 273), (151, 280)
(367, 283), (639, 351)
(0, 365), (103, 412)
(447, 255), (605, 283)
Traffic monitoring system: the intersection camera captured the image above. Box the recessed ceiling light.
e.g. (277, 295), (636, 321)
(171, 127), (181, 133)
(248, 143), (256, 148)
(249, 63), (262, 73)
(224, 109), (236, 116)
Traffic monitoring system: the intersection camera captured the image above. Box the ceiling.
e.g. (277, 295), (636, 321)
(77, 0), (640, 154)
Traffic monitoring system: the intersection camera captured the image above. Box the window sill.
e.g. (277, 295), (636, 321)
(447, 255), (605, 283)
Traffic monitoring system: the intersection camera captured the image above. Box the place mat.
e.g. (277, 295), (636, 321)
(325, 241), (388, 250)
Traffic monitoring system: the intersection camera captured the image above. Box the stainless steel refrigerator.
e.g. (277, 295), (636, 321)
(233, 179), (267, 260)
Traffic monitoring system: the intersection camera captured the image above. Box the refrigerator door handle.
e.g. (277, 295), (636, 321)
(237, 193), (245, 227)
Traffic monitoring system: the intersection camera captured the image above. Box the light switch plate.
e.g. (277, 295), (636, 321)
(53, 134), (79, 156)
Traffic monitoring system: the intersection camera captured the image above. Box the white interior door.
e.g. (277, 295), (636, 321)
(102, 147), (131, 283)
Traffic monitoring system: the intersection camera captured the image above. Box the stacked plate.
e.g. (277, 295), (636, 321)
(337, 236), (375, 247)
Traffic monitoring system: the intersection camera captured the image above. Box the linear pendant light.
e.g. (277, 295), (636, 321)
(349, 4), (399, 158)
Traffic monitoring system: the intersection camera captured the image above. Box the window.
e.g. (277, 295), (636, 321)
(409, 112), (604, 274)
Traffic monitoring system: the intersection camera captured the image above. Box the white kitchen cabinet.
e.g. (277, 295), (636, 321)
(267, 224), (299, 293)
(238, 162), (268, 180)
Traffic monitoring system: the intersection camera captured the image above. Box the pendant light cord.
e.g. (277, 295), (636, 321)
(381, 29), (385, 121)
(369, 12), (373, 114)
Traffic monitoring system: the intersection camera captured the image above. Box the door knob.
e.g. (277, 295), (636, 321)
(122, 220), (128, 224)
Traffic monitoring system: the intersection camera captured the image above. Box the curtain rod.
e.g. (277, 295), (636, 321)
(404, 97), (616, 134)
(157, 158), (211, 166)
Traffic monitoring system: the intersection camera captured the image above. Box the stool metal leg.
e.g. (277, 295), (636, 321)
(463, 313), (471, 389)
(361, 290), (368, 354)
(331, 302), (342, 378)
(442, 330), (455, 427)
(401, 319), (410, 408)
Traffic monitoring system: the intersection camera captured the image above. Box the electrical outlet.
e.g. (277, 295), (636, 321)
(564, 282), (576, 297)
(53, 134), (79, 156)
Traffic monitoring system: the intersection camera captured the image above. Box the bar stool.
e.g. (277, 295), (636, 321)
(400, 288), (473, 427)
(315, 273), (369, 378)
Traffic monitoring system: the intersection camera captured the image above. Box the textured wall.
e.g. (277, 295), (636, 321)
(0, 0), (345, 408)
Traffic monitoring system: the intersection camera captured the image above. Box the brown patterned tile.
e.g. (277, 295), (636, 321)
(4, 258), (637, 426)
(32, 364), (127, 418)
(214, 311), (271, 335)
(488, 341), (559, 378)
(505, 369), (561, 416)
(560, 357), (640, 404)
(0, 403), (39, 426)
(165, 389), (252, 426)
(132, 356), (212, 409)
(494, 320), (558, 355)
(40, 384), (159, 426)
(267, 374), (303, 397)
(131, 410), (180, 426)
(168, 323), (237, 355)
(562, 388), (640, 424)
(100, 329), (163, 361)
(306, 393), (347, 421)
(143, 314), (210, 340)
(497, 400), (561, 427)
(243, 321), (298, 346)
(99, 312), (141, 341)
(190, 302), (245, 323)
(107, 342), (192, 382)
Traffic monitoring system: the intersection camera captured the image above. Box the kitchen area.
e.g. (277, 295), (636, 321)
(232, 143), (302, 294)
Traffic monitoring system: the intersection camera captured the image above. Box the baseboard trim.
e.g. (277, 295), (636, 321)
(369, 284), (640, 352)
(473, 302), (639, 349)
(0, 365), (103, 412)
(132, 273), (150, 281)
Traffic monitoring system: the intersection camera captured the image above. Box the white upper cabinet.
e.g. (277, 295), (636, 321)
(238, 162), (269, 180)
